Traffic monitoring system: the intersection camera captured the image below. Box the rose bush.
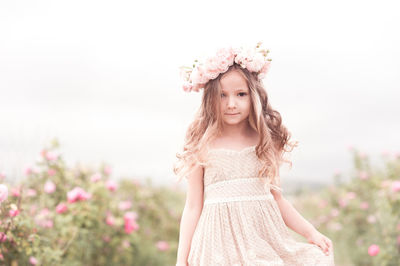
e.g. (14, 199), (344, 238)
(0, 139), (184, 265)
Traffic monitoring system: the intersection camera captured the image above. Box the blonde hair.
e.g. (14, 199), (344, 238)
(173, 63), (298, 187)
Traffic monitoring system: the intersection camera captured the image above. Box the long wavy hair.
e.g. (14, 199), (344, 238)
(173, 63), (298, 187)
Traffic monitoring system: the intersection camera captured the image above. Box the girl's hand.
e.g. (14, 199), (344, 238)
(306, 229), (333, 256)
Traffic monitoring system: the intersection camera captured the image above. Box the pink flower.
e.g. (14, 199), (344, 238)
(29, 256), (38, 265)
(0, 172), (5, 181)
(359, 171), (369, 180)
(11, 187), (20, 197)
(397, 235), (400, 246)
(118, 200), (132, 211)
(391, 181), (400, 192)
(9, 209), (20, 217)
(346, 191), (356, 200)
(368, 244), (380, 256)
(124, 212), (139, 234)
(360, 202), (369, 210)
(67, 187), (91, 203)
(102, 235), (111, 242)
(26, 188), (37, 197)
(56, 203), (68, 214)
(330, 208), (339, 217)
(338, 198), (348, 208)
(0, 184), (8, 203)
(47, 169), (56, 176)
(104, 165), (112, 175)
(0, 232), (7, 242)
(122, 240), (130, 248)
(45, 151), (59, 161)
(106, 215), (115, 226)
(24, 167), (33, 176)
(90, 173), (101, 183)
(367, 215), (376, 224)
(106, 180), (118, 191)
(317, 199), (327, 208)
(156, 240), (170, 251)
(44, 180), (56, 194)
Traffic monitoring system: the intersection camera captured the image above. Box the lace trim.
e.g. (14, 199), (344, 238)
(204, 194), (274, 205)
(208, 145), (256, 155)
(204, 177), (283, 193)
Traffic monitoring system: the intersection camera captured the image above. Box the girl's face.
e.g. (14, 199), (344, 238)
(219, 70), (251, 126)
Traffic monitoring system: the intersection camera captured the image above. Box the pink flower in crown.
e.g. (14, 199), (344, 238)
(234, 46), (265, 72)
(258, 61), (271, 79)
(44, 180), (56, 194)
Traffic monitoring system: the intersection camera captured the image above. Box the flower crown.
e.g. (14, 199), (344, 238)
(179, 42), (272, 93)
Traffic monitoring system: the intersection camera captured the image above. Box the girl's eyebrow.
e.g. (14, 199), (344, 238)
(221, 89), (248, 93)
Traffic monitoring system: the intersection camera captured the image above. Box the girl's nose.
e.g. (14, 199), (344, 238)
(227, 97), (236, 108)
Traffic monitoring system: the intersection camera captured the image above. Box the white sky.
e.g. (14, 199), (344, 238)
(0, 0), (399, 189)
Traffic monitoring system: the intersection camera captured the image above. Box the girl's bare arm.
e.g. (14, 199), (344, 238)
(176, 164), (204, 265)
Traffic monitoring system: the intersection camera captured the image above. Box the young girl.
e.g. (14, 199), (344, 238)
(174, 43), (335, 266)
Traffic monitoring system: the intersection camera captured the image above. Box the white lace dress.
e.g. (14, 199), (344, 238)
(187, 145), (335, 266)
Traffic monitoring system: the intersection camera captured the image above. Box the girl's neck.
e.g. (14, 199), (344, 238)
(220, 121), (253, 139)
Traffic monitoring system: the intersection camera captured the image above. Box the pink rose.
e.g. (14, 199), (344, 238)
(56, 203), (68, 214)
(26, 188), (37, 197)
(118, 200), (132, 211)
(9, 209), (20, 217)
(90, 173), (102, 183)
(106, 180), (118, 192)
(29, 256), (38, 265)
(338, 198), (348, 208)
(104, 166), (112, 175)
(124, 212), (139, 234)
(0, 184), (8, 203)
(45, 151), (59, 161)
(0, 232), (7, 242)
(11, 187), (20, 197)
(156, 240), (170, 251)
(330, 208), (339, 217)
(346, 191), (356, 200)
(44, 180), (56, 194)
(106, 215), (115, 226)
(24, 167), (32, 176)
(67, 187), (91, 203)
(360, 202), (369, 210)
(391, 181), (400, 192)
(359, 171), (369, 180)
(47, 169), (56, 176)
(368, 244), (379, 256)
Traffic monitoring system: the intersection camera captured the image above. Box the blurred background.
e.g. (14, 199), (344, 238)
(1, 1), (400, 265)
(1, 0), (398, 189)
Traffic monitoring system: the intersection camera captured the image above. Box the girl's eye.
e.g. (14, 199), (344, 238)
(238, 92), (247, 97)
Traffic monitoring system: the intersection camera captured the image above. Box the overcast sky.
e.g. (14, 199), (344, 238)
(0, 0), (399, 189)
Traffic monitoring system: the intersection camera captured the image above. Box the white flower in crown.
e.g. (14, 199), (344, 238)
(180, 42), (272, 92)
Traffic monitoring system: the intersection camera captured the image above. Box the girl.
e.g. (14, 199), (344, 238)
(174, 43), (335, 266)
